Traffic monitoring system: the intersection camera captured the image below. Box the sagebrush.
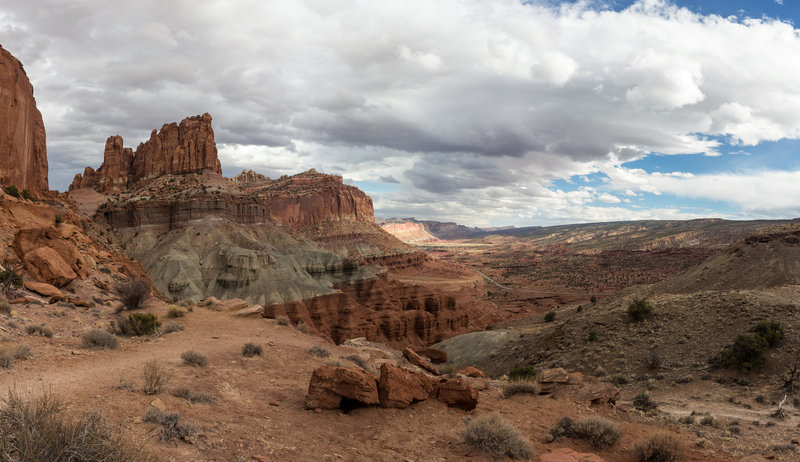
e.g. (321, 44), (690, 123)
(462, 415), (533, 460)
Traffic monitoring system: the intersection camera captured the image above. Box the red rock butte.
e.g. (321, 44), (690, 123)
(70, 113), (221, 192)
(0, 46), (48, 193)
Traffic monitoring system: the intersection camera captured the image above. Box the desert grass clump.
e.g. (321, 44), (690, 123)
(171, 387), (214, 404)
(180, 350), (208, 367)
(81, 328), (120, 349)
(162, 322), (185, 334)
(634, 432), (683, 462)
(295, 321), (310, 334)
(141, 408), (196, 444)
(544, 311), (556, 322)
(508, 365), (537, 382)
(502, 381), (541, 398)
(116, 277), (151, 310)
(0, 299), (10, 315)
(0, 344), (32, 368)
(275, 315), (290, 326)
(242, 342), (263, 357)
(308, 345), (331, 358)
(166, 306), (185, 318)
(699, 415), (718, 427)
(0, 391), (153, 461)
(634, 391), (658, 412)
(344, 354), (371, 372)
(142, 360), (170, 395)
(627, 298), (654, 322)
(25, 324), (53, 338)
(462, 415), (534, 460)
(548, 416), (621, 449)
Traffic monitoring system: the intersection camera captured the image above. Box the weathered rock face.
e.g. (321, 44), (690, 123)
(264, 275), (468, 348)
(13, 225), (94, 287)
(251, 171), (374, 228)
(0, 46), (48, 193)
(70, 113), (220, 191)
(304, 366), (380, 410)
(378, 363), (438, 408)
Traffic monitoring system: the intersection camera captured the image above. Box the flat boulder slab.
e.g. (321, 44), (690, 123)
(436, 378), (478, 411)
(23, 281), (62, 298)
(403, 347), (439, 375)
(23, 247), (77, 287)
(217, 298), (249, 312)
(457, 366), (488, 379)
(232, 304), (264, 317)
(305, 366), (379, 410)
(539, 368), (581, 394)
(540, 448), (605, 462)
(417, 347), (448, 364)
(378, 363), (438, 408)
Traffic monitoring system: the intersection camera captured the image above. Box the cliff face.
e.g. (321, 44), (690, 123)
(0, 46), (48, 193)
(70, 113), (220, 191)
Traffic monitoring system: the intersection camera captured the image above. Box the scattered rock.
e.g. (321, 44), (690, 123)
(149, 398), (166, 412)
(378, 363), (438, 408)
(23, 281), (62, 298)
(232, 304), (264, 317)
(417, 347), (448, 364)
(403, 347), (439, 375)
(436, 378), (478, 411)
(305, 366), (379, 410)
(539, 448), (605, 462)
(457, 366), (488, 379)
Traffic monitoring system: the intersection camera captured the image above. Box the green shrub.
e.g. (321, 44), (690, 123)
(502, 381), (541, 398)
(25, 324), (53, 338)
(115, 313), (160, 336)
(142, 360), (169, 395)
(0, 391), (152, 461)
(54, 214), (63, 225)
(719, 334), (768, 372)
(19, 189), (34, 201)
(590, 295), (597, 304)
(242, 342), (263, 357)
(634, 391), (658, 411)
(753, 320), (784, 347)
(634, 432), (683, 462)
(0, 270), (22, 293)
(544, 311), (556, 322)
(81, 329), (119, 349)
(3, 185), (19, 199)
(549, 416), (621, 449)
(508, 365), (537, 382)
(462, 415), (533, 460)
(588, 331), (598, 342)
(627, 298), (653, 322)
(180, 350), (208, 367)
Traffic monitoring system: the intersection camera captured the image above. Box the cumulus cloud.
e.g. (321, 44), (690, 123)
(1, 0), (800, 225)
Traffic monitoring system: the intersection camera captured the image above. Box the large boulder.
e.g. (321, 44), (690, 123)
(23, 281), (62, 298)
(378, 363), (438, 408)
(23, 247), (77, 287)
(305, 366), (379, 410)
(403, 347), (439, 375)
(436, 378), (478, 410)
(417, 347), (448, 364)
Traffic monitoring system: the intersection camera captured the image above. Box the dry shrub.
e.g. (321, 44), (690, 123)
(0, 344), (32, 369)
(343, 354), (371, 373)
(307, 346), (330, 358)
(166, 306), (185, 318)
(180, 350), (208, 367)
(242, 342), (263, 357)
(634, 432), (683, 462)
(116, 277), (150, 310)
(462, 415), (534, 460)
(142, 360), (170, 395)
(502, 381), (541, 398)
(81, 329), (119, 349)
(141, 408), (196, 444)
(171, 387), (214, 404)
(549, 416), (620, 449)
(633, 391), (658, 412)
(0, 390), (153, 461)
(162, 322), (185, 334)
(295, 321), (310, 334)
(25, 324), (53, 338)
(276, 316), (290, 326)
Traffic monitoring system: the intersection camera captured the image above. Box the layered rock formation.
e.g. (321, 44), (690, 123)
(263, 275), (468, 347)
(0, 46), (48, 193)
(232, 169), (269, 187)
(70, 113), (220, 191)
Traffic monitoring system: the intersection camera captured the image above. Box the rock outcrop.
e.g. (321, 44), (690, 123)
(70, 113), (220, 191)
(264, 275), (468, 348)
(232, 169), (269, 187)
(304, 366), (380, 410)
(0, 46), (48, 193)
(378, 363), (438, 408)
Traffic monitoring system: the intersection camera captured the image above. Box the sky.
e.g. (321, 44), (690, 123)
(2, 0), (800, 227)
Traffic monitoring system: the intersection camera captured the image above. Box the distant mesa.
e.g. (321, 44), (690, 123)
(0, 46), (48, 193)
(70, 113), (221, 192)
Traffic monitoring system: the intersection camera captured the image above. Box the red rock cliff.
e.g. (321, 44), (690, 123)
(0, 46), (48, 193)
(252, 170), (374, 228)
(70, 113), (220, 191)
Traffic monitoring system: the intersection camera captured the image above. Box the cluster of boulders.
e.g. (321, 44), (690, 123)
(305, 347), (479, 411)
